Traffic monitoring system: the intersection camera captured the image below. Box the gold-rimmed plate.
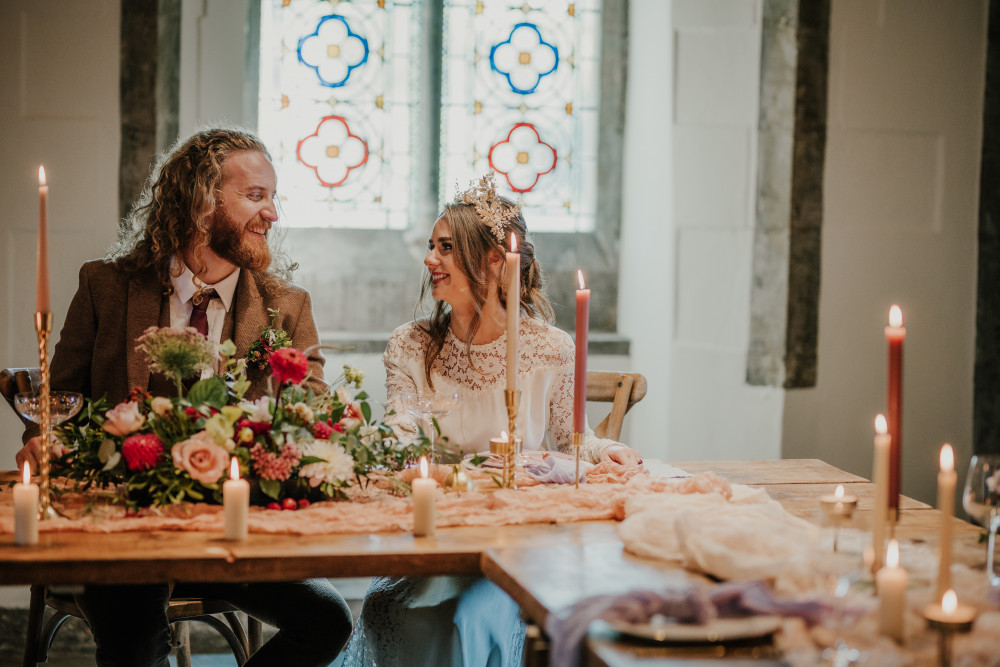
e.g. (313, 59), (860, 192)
(606, 615), (782, 644)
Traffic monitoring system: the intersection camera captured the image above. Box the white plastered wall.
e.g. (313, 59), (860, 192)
(782, 0), (987, 507)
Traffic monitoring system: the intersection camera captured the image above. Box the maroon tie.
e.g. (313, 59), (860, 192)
(189, 289), (218, 337)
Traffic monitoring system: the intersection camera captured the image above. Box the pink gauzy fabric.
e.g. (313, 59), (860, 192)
(0, 471), (732, 536)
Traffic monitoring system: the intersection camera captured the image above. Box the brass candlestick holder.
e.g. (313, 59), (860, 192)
(35, 311), (58, 520)
(573, 432), (582, 489)
(501, 389), (520, 489)
(924, 599), (976, 667)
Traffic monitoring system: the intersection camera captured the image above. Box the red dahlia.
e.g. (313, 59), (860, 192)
(121, 433), (166, 471)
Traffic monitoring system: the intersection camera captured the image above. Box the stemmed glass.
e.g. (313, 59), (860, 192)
(814, 515), (866, 666)
(963, 454), (1000, 585)
(14, 390), (84, 432)
(401, 389), (460, 461)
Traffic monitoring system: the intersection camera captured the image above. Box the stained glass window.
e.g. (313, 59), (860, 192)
(440, 0), (601, 232)
(258, 0), (601, 232)
(258, 0), (420, 229)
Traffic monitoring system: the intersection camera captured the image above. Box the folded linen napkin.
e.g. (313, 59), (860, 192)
(544, 580), (830, 667)
(522, 455), (588, 484)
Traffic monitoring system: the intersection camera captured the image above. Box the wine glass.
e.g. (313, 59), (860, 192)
(400, 389), (460, 461)
(962, 454), (1000, 526)
(15, 391), (84, 429)
(814, 516), (866, 665)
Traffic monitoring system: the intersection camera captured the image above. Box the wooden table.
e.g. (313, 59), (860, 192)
(0, 459), (987, 665)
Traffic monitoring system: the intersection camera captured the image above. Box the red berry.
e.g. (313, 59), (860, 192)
(297, 498), (310, 509)
(266, 502), (281, 511)
(281, 497), (298, 511)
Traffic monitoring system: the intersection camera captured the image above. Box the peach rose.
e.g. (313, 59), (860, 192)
(102, 401), (146, 436)
(171, 431), (229, 484)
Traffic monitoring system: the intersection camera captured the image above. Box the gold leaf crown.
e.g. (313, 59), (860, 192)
(454, 171), (521, 244)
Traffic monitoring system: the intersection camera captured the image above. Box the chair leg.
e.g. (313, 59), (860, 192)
(172, 620), (192, 667)
(22, 585), (45, 667)
(186, 616), (249, 666)
(37, 613), (72, 663)
(222, 611), (250, 657)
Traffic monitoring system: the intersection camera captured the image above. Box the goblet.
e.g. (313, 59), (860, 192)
(962, 454), (1000, 526)
(401, 389), (460, 461)
(15, 391), (84, 428)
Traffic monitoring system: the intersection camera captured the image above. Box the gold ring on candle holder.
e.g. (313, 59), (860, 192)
(573, 432), (583, 489)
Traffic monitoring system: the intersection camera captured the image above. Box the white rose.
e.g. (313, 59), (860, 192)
(102, 401), (146, 436)
(151, 397), (173, 417)
(240, 396), (273, 423)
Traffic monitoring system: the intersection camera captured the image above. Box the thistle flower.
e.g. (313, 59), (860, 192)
(136, 326), (216, 394)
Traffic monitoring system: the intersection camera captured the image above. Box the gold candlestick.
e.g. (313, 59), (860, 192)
(573, 432), (582, 489)
(35, 312), (58, 520)
(503, 389), (520, 489)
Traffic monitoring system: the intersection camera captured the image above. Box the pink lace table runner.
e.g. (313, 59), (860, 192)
(0, 464), (729, 536)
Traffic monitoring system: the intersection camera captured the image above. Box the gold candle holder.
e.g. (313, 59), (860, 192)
(35, 312), (58, 520)
(502, 389), (520, 489)
(573, 432), (583, 489)
(923, 593), (976, 667)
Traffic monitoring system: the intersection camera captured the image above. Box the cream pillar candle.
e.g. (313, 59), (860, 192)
(872, 414), (890, 571)
(936, 444), (956, 599)
(412, 456), (436, 537)
(223, 457), (249, 541)
(877, 539), (907, 642)
(14, 462), (39, 546)
(505, 235), (520, 392)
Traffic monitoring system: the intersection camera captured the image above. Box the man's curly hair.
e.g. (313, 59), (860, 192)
(107, 127), (296, 294)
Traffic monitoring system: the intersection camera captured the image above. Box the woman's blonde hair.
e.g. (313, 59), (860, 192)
(107, 127), (295, 293)
(418, 196), (553, 385)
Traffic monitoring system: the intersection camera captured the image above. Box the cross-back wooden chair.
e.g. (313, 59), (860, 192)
(586, 371), (647, 441)
(1, 367), (262, 666)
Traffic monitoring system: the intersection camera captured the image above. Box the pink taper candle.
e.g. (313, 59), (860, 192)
(505, 235), (520, 392)
(574, 270), (590, 434)
(885, 305), (905, 515)
(37, 166), (50, 313)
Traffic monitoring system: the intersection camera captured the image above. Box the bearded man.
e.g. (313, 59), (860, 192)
(15, 128), (352, 667)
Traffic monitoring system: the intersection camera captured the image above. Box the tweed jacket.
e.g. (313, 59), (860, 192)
(45, 259), (325, 415)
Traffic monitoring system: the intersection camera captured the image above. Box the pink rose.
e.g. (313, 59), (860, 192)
(102, 401), (146, 436)
(171, 431), (229, 484)
(270, 347), (309, 385)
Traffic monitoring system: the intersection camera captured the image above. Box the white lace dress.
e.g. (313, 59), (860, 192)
(381, 317), (621, 462)
(340, 318), (622, 667)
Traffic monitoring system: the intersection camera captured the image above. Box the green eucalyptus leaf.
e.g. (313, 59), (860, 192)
(259, 479), (281, 500)
(361, 402), (372, 422)
(97, 439), (117, 463)
(186, 376), (228, 408)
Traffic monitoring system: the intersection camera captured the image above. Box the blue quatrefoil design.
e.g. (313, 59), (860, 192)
(489, 23), (559, 95)
(297, 15), (369, 88)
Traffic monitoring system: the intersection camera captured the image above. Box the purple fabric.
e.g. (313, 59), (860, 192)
(544, 581), (831, 667)
(523, 456), (587, 484)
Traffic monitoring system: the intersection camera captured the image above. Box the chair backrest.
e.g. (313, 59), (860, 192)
(1, 367), (41, 427)
(586, 371), (647, 441)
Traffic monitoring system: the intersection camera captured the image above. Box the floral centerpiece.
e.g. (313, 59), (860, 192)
(53, 326), (432, 508)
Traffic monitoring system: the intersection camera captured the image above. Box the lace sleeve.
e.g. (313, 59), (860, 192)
(382, 324), (423, 444)
(547, 329), (625, 463)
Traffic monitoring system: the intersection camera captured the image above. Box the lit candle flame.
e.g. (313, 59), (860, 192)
(886, 539), (900, 568)
(22, 461), (30, 485)
(875, 414), (887, 434)
(230, 456), (240, 481)
(419, 456), (428, 479)
(889, 305), (903, 328)
(942, 589), (957, 614)
(510, 235), (517, 253)
(577, 270), (586, 290)
(940, 444), (954, 472)
(38, 166), (46, 187)
(834, 485), (845, 499)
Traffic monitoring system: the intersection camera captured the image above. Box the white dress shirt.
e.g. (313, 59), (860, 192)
(169, 258), (240, 375)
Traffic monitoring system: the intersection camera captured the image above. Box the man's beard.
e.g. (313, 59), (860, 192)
(208, 208), (272, 272)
